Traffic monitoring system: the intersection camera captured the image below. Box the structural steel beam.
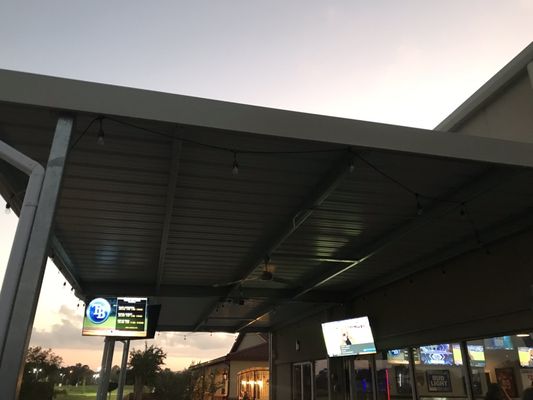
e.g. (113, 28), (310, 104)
(155, 139), (182, 293)
(0, 115), (73, 398)
(349, 195), (533, 300)
(236, 166), (518, 331)
(192, 152), (355, 330)
(0, 155), (43, 359)
(2, 42), (533, 169)
(0, 170), (83, 297)
(83, 283), (344, 303)
(156, 324), (269, 333)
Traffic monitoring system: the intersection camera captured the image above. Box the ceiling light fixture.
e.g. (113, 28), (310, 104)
(97, 118), (105, 145)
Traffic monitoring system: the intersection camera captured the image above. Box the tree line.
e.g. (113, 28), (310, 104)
(20, 344), (195, 400)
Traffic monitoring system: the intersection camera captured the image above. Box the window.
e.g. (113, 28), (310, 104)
(413, 343), (467, 400)
(293, 362), (313, 400)
(315, 359), (329, 400)
(376, 349), (413, 400)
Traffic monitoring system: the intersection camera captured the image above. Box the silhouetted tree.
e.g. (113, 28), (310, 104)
(24, 347), (63, 383)
(21, 347), (63, 400)
(129, 343), (166, 400)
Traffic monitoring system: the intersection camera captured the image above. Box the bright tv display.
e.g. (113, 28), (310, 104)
(387, 349), (420, 364)
(484, 336), (514, 350)
(387, 349), (410, 364)
(419, 344), (453, 365)
(452, 344), (486, 367)
(321, 316), (376, 357)
(82, 297), (148, 337)
(518, 347), (533, 367)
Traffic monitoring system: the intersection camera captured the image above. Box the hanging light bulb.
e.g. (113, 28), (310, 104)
(232, 152), (239, 175)
(97, 118), (105, 145)
(348, 159), (355, 173)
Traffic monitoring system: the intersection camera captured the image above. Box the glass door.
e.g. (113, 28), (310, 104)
(293, 362), (314, 400)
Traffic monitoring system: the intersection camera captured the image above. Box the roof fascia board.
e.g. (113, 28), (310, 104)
(436, 41), (533, 132)
(3, 69), (533, 169)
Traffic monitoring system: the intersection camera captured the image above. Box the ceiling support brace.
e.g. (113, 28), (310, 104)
(236, 166), (518, 331)
(0, 141), (44, 360)
(192, 151), (356, 330)
(0, 115), (73, 398)
(155, 139), (182, 294)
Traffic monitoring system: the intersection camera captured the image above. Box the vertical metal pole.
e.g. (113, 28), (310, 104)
(0, 169), (43, 358)
(0, 115), (73, 399)
(116, 340), (130, 400)
(97, 337), (116, 400)
(460, 341), (475, 400)
(370, 355), (378, 400)
(269, 332), (275, 400)
(407, 348), (419, 400)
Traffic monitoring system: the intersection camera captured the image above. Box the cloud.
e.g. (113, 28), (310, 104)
(31, 305), (104, 350)
(29, 305), (238, 370)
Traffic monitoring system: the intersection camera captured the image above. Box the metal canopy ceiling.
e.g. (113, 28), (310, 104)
(1, 62), (533, 333)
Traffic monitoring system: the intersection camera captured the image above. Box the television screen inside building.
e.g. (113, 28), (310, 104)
(321, 316), (376, 357)
(82, 297), (148, 337)
(484, 336), (514, 350)
(452, 344), (486, 367)
(387, 348), (420, 364)
(518, 347), (533, 367)
(420, 344), (453, 365)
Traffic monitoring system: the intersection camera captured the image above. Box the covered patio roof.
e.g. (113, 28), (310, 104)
(1, 44), (533, 334)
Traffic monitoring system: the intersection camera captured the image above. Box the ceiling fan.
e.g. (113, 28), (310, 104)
(212, 257), (294, 288)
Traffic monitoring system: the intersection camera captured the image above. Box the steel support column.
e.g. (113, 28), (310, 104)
(0, 115), (73, 398)
(268, 332), (275, 400)
(460, 341), (475, 400)
(0, 142), (44, 360)
(408, 348), (419, 400)
(116, 340), (130, 400)
(96, 337), (116, 400)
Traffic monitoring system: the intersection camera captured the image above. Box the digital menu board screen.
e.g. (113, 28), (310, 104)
(82, 297), (148, 337)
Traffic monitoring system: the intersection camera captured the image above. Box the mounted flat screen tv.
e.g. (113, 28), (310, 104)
(321, 316), (376, 357)
(82, 297), (148, 337)
(387, 349), (420, 364)
(484, 336), (514, 350)
(518, 347), (533, 367)
(452, 344), (486, 367)
(419, 344), (453, 366)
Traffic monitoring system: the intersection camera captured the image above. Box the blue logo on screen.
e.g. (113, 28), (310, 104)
(87, 298), (111, 324)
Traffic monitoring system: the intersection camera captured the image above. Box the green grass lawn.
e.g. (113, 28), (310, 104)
(55, 385), (134, 400)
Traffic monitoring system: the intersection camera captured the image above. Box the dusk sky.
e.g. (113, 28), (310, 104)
(0, 0), (532, 371)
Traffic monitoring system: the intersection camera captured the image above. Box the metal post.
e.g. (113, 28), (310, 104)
(408, 347), (419, 400)
(370, 355), (378, 400)
(0, 142), (44, 360)
(268, 332), (274, 400)
(460, 341), (475, 400)
(97, 337), (116, 400)
(116, 339), (130, 400)
(0, 115), (73, 398)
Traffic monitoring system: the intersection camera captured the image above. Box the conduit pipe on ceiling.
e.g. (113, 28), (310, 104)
(0, 140), (44, 358)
